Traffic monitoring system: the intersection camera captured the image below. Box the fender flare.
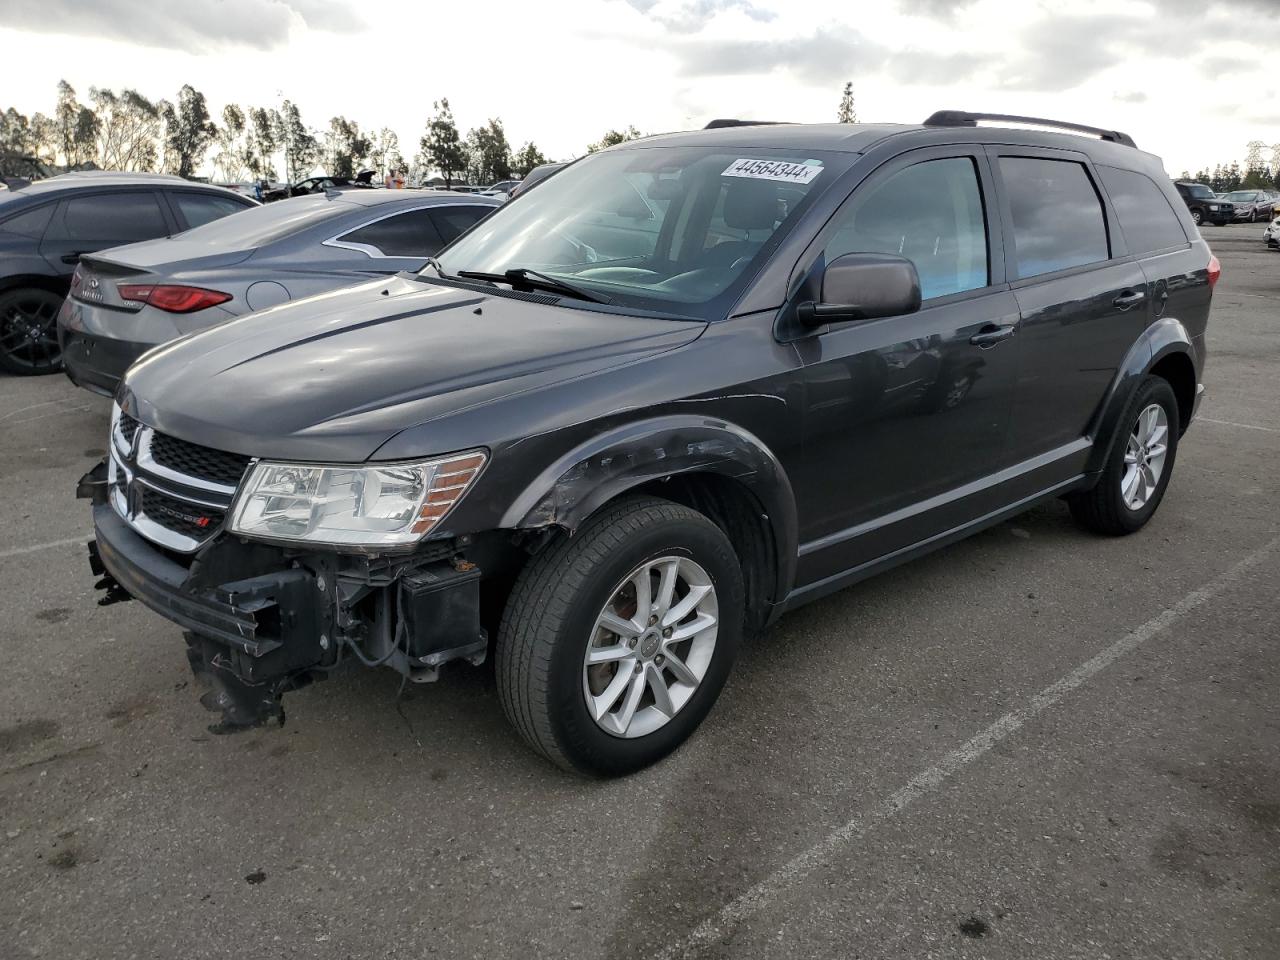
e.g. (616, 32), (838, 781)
(500, 414), (799, 606)
(1085, 317), (1197, 475)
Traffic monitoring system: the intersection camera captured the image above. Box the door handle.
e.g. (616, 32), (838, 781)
(969, 323), (1017, 347)
(1113, 290), (1146, 310)
(60, 251), (88, 265)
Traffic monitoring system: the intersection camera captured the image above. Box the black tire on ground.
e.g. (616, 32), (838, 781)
(1190, 209), (1203, 225)
(1068, 375), (1180, 536)
(496, 495), (744, 776)
(0, 287), (64, 375)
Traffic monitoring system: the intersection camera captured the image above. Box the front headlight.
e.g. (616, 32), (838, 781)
(1208, 204), (1219, 210)
(228, 450), (486, 547)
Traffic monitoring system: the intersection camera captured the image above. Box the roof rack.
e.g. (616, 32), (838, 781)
(923, 111), (1137, 148)
(703, 119), (786, 130)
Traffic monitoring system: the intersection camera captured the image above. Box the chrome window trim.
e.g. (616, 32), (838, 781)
(321, 202), (494, 260)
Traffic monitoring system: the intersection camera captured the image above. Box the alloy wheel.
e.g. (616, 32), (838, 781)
(1121, 403), (1169, 511)
(0, 290), (64, 373)
(582, 555), (719, 739)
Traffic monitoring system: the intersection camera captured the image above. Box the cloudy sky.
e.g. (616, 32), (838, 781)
(0, 0), (1274, 177)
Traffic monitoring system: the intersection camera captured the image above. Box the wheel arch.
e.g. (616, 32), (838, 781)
(1085, 317), (1197, 475)
(0, 273), (69, 298)
(501, 415), (798, 627)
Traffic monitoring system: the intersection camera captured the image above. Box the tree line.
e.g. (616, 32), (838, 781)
(1177, 161), (1280, 192)
(0, 80), (657, 187)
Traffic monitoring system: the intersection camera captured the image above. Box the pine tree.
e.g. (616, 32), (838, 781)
(837, 82), (856, 124)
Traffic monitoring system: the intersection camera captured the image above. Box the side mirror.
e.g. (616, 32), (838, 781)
(798, 253), (922, 326)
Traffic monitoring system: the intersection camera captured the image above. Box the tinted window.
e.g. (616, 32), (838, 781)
(999, 157), (1108, 279)
(60, 192), (168, 246)
(1181, 183), (1214, 200)
(340, 209), (442, 257)
(172, 192), (250, 229)
(431, 205), (490, 244)
(1098, 167), (1187, 255)
(0, 203), (54, 240)
(824, 157), (988, 300)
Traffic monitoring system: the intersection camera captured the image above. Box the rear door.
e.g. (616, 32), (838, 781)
(987, 148), (1148, 486)
(39, 190), (173, 277)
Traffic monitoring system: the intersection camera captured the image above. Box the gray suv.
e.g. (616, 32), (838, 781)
(81, 112), (1214, 776)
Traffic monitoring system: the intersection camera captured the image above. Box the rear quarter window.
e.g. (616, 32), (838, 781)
(998, 157), (1109, 280)
(1098, 167), (1188, 255)
(0, 203), (54, 240)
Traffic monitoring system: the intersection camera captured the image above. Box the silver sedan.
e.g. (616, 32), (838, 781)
(58, 190), (499, 396)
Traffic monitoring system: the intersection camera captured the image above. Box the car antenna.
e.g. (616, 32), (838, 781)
(324, 188), (342, 200)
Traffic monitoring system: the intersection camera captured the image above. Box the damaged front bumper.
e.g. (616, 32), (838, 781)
(80, 460), (489, 732)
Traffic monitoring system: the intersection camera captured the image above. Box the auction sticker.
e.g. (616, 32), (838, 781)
(721, 158), (823, 184)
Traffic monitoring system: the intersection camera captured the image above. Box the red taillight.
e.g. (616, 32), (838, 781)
(116, 283), (232, 313)
(1207, 255), (1221, 290)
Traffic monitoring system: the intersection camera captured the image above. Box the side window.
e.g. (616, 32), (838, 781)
(338, 209), (443, 257)
(998, 157), (1109, 279)
(824, 156), (989, 300)
(0, 203), (54, 240)
(1097, 167), (1188, 255)
(171, 193), (250, 229)
(59, 192), (169, 247)
(430, 206), (490, 244)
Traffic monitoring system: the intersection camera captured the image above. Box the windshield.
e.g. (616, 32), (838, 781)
(171, 194), (354, 245)
(1185, 184), (1215, 199)
(1223, 191), (1257, 201)
(433, 146), (853, 317)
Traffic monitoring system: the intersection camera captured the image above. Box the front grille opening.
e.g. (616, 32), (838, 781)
(139, 487), (225, 540)
(150, 432), (251, 488)
(118, 413), (142, 448)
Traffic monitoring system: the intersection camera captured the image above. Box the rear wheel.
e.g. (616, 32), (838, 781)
(0, 287), (64, 375)
(496, 496), (744, 776)
(1069, 376), (1179, 535)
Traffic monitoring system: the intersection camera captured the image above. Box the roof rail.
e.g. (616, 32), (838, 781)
(923, 111), (1137, 148)
(703, 119), (787, 129)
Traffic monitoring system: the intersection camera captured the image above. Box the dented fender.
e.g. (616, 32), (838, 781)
(500, 415), (799, 601)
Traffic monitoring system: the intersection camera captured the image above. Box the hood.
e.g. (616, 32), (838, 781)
(87, 237), (254, 274)
(120, 275), (707, 462)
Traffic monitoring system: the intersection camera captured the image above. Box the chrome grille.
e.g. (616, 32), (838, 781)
(109, 404), (252, 553)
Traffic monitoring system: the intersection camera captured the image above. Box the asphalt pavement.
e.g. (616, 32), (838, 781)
(1, 222), (1276, 959)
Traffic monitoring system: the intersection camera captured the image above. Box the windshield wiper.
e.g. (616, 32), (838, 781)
(456, 268), (611, 304)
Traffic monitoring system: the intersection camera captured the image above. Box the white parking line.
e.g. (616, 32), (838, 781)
(1200, 417), (1279, 434)
(0, 536), (88, 561)
(655, 535), (1280, 960)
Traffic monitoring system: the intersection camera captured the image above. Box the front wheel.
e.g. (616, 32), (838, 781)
(1068, 376), (1180, 536)
(496, 496), (744, 776)
(1190, 209), (1203, 226)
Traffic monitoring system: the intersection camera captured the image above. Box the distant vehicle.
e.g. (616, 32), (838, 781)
(483, 180), (521, 197)
(60, 190), (499, 396)
(508, 162), (566, 198)
(263, 170), (376, 202)
(1221, 189), (1276, 222)
(0, 172), (254, 375)
(1173, 181), (1233, 226)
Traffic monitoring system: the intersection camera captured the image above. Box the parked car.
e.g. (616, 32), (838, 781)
(1173, 181), (1234, 226)
(0, 172), (254, 375)
(262, 171), (376, 203)
(507, 162), (566, 198)
(483, 180), (521, 197)
(59, 191), (499, 396)
(1221, 189), (1276, 222)
(1264, 213), (1279, 248)
(81, 111), (1214, 775)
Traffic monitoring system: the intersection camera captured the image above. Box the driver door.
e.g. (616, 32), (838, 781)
(790, 148), (1022, 587)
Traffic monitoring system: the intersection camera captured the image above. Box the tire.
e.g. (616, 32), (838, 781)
(1190, 208), (1203, 226)
(0, 287), (64, 375)
(1068, 376), (1180, 536)
(496, 495), (744, 776)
